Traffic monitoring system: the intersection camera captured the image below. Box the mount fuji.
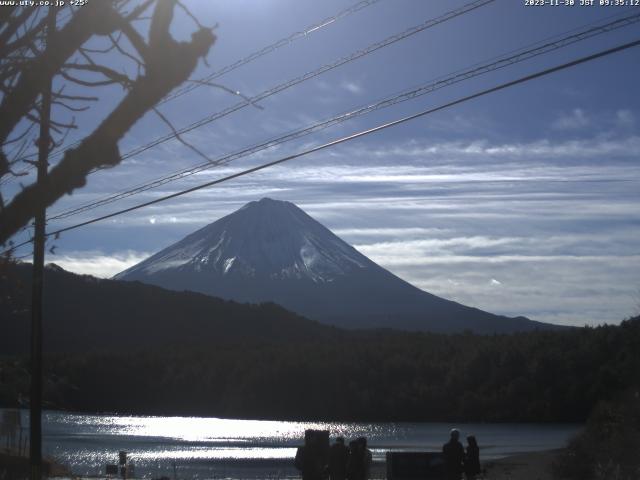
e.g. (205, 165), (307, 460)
(115, 198), (553, 333)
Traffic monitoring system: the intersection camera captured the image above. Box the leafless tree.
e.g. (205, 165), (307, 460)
(0, 0), (216, 246)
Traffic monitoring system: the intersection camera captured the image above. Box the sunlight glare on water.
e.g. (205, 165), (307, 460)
(10, 410), (581, 479)
(70, 412), (381, 444)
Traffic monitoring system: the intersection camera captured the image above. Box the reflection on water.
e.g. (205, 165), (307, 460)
(6, 410), (581, 479)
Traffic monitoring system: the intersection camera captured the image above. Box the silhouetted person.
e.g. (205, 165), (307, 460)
(346, 440), (360, 480)
(329, 437), (348, 480)
(295, 430), (327, 480)
(294, 444), (307, 478)
(346, 437), (372, 480)
(464, 435), (480, 480)
(359, 437), (372, 480)
(443, 428), (464, 480)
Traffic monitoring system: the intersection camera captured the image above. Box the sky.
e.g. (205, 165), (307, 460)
(3, 0), (640, 327)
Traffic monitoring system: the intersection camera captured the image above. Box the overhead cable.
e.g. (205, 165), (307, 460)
(27, 38), (640, 245)
(48, 11), (640, 221)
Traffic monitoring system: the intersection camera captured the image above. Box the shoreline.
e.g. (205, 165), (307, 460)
(0, 450), (71, 478)
(365, 449), (566, 479)
(1, 449), (565, 480)
(482, 449), (563, 479)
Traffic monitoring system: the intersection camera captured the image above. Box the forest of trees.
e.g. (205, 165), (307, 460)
(1, 313), (638, 423)
(0, 262), (336, 355)
(1, 260), (639, 422)
(554, 389), (640, 479)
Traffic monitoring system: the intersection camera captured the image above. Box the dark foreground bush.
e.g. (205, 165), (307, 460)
(554, 389), (640, 480)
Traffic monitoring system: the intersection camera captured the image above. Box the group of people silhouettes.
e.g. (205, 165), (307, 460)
(329, 437), (372, 480)
(295, 428), (481, 480)
(295, 431), (372, 480)
(442, 428), (481, 480)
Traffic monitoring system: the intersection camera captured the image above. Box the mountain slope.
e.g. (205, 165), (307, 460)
(115, 198), (555, 334)
(0, 262), (337, 355)
(117, 197), (373, 282)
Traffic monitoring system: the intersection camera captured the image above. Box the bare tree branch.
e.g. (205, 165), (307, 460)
(52, 100), (91, 113)
(176, 0), (208, 31)
(60, 69), (125, 88)
(53, 93), (99, 102)
(0, 1), (122, 154)
(0, 1), (216, 244)
(50, 118), (78, 131)
(153, 106), (215, 164)
(187, 79), (263, 109)
(0, 8), (40, 55)
(107, 32), (145, 68)
(124, 0), (156, 22)
(2, 122), (35, 147)
(117, 20), (150, 63)
(62, 62), (134, 87)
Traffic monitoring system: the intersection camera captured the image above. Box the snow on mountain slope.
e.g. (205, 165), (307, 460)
(115, 198), (557, 333)
(116, 198), (370, 283)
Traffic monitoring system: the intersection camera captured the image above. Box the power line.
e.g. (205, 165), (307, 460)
(0, 0), (383, 182)
(161, 0), (383, 104)
(114, 0), (494, 162)
(47, 11), (640, 222)
(38, 0), (496, 218)
(2, 36), (631, 254)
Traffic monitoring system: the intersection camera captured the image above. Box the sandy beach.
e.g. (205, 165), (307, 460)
(483, 449), (562, 480)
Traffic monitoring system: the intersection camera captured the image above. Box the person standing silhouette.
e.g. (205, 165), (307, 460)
(358, 437), (372, 480)
(346, 439), (359, 480)
(464, 435), (481, 480)
(329, 437), (348, 480)
(295, 430), (328, 480)
(346, 437), (372, 480)
(442, 428), (464, 480)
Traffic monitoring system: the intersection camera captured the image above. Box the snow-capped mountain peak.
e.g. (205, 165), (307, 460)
(115, 198), (370, 283)
(115, 198), (551, 334)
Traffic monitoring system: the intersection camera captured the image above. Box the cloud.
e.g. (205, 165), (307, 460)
(616, 109), (636, 129)
(333, 227), (451, 239)
(354, 136), (640, 162)
(375, 249), (640, 327)
(41, 131), (640, 328)
(341, 81), (363, 94)
(349, 227), (640, 326)
(423, 113), (493, 135)
(50, 250), (151, 278)
(355, 236), (525, 259)
(551, 108), (589, 130)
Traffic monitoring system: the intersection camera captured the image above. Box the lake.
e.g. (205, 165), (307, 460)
(5, 410), (582, 479)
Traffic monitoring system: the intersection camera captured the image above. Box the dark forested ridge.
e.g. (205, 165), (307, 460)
(1, 261), (639, 422)
(0, 262), (339, 355)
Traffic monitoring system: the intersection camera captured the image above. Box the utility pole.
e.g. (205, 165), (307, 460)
(30, 7), (55, 480)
